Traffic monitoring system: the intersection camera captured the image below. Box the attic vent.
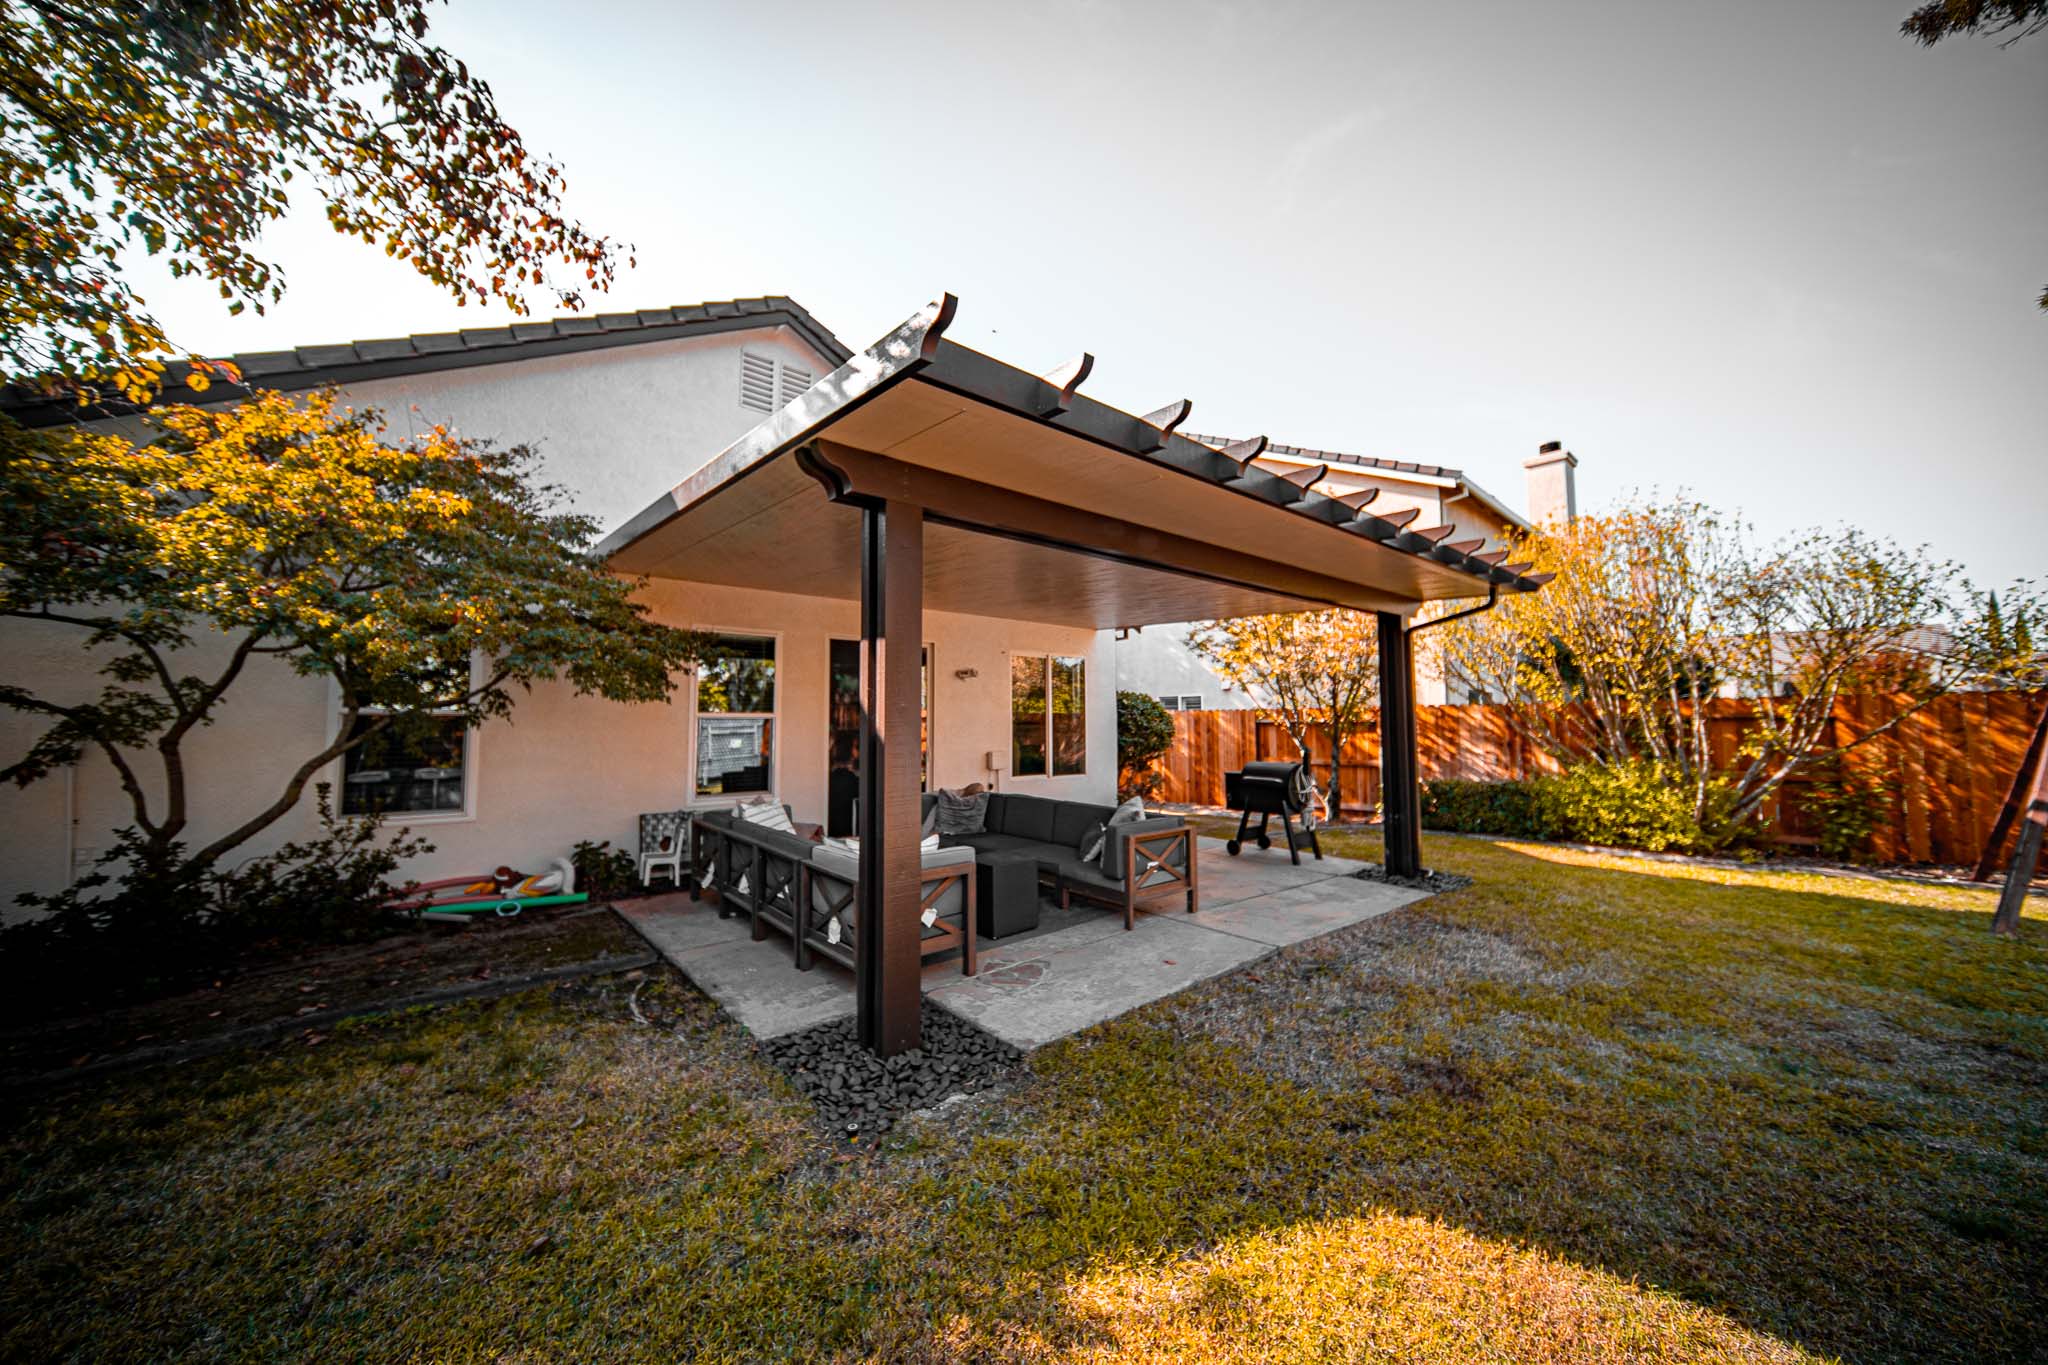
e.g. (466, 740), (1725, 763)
(778, 363), (813, 407)
(739, 352), (777, 413)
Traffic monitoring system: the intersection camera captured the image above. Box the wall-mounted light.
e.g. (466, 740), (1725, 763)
(954, 667), (979, 681)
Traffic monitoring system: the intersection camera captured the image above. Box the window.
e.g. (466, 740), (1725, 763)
(340, 654), (473, 818)
(341, 715), (469, 817)
(738, 351), (816, 414)
(1012, 654), (1085, 777)
(1157, 694), (1202, 712)
(696, 634), (776, 796)
(1181, 694), (1203, 712)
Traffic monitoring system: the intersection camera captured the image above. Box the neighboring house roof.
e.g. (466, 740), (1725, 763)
(1183, 432), (1530, 533)
(1184, 432), (1465, 482)
(0, 295), (851, 428)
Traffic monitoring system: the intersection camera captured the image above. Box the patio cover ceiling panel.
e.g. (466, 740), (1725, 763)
(610, 454), (1324, 627)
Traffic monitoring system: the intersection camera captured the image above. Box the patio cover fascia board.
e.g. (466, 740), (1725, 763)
(598, 294), (1550, 618)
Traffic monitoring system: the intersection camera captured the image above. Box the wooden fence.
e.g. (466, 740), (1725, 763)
(1145, 690), (2045, 867)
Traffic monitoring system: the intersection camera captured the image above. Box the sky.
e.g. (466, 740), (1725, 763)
(120, 0), (2047, 590)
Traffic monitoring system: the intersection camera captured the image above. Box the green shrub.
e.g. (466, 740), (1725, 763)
(571, 839), (642, 900)
(1529, 762), (1711, 853)
(208, 786), (433, 944)
(1421, 778), (1541, 836)
(1117, 690), (1177, 801)
(1423, 763), (1716, 853)
(2, 785), (431, 1016)
(1802, 773), (1891, 861)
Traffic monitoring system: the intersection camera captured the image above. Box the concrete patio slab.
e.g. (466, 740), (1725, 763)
(671, 938), (855, 1039)
(616, 894), (754, 961)
(1186, 877), (1427, 947)
(617, 843), (1420, 1049)
(926, 913), (1271, 1050)
(1191, 836), (1371, 908)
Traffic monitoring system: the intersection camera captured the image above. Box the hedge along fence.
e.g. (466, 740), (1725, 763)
(1146, 690), (2046, 866)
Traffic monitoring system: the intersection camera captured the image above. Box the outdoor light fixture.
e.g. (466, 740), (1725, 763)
(954, 666), (978, 680)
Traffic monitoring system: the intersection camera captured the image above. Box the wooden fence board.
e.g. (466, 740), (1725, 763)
(1148, 690), (2046, 866)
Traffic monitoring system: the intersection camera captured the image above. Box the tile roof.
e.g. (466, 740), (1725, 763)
(1181, 432), (1464, 481)
(2, 296), (850, 427)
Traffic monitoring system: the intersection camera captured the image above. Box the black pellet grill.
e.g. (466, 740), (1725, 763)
(1222, 760), (1323, 864)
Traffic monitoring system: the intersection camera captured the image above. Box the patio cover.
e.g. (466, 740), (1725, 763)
(598, 296), (1545, 1056)
(598, 295), (1542, 625)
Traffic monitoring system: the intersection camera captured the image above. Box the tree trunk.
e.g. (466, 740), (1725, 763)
(1327, 724), (1344, 825)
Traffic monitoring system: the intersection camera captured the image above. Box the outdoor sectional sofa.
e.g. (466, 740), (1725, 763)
(939, 793), (1197, 930)
(687, 792), (1196, 976)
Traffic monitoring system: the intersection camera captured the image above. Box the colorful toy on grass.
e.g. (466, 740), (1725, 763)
(386, 856), (586, 921)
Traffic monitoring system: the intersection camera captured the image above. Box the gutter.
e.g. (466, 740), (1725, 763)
(1404, 582), (1499, 636)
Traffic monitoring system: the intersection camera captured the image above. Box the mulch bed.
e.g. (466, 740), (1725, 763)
(760, 1001), (1023, 1142)
(0, 905), (647, 1086)
(1353, 865), (1473, 894)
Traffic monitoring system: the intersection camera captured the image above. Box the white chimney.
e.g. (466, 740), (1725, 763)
(1524, 440), (1578, 525)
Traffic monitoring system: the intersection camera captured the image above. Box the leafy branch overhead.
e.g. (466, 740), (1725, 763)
(0, 390), (706, 877)
(1, 0), (630, 398)
(1897, 0), (2048, 308)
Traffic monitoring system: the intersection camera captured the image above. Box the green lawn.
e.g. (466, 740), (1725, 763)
(4, 831), (2043, 1363)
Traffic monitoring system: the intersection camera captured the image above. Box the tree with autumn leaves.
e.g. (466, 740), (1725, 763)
(1190, 611), (1378, 822)
(1436, 499), (2043, 843)
(0, 3), (700, 942)
(1, 393), (703, 890)
(3, 0), (626, 401)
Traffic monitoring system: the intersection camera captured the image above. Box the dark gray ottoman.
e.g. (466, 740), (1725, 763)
(975, 849), (1042, 939)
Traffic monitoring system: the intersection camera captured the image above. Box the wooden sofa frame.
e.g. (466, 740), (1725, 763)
(690, 814), (977, 977)
(1056, 824), (1200, 929)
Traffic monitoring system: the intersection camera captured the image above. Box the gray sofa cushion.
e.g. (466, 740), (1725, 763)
(948, 832), (1037, 855)
(1059, 858), (1127, 896)
(994, 794), (1060, 843)
(809, 840), (975, 881)
(1051, 801), (1115, 850)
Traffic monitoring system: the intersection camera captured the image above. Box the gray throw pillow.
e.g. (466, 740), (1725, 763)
(1084, 797), (1144, 862)
(921, 801), (939, 839)
(935, 788), (987, 836)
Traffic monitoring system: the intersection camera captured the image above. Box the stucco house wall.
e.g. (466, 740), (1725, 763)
(0, 318), (1117, 912)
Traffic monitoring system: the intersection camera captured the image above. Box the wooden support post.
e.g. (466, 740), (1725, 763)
(1991, 704), (2048, 936)
(856, 499), (925, 1054)
(1976, 697), (2048, 884)
(1377, 611), (1422, 879)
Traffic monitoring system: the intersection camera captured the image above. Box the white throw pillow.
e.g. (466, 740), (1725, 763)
(735, 797), (795, 834)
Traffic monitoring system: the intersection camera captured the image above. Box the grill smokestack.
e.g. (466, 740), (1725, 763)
(1524, 440), (1578, 526)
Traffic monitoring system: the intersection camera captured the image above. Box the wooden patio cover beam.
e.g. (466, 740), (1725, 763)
(802, 439), (1411, 616)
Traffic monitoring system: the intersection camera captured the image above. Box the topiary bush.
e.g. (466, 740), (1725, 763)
(1117, 690), (1178, 801)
